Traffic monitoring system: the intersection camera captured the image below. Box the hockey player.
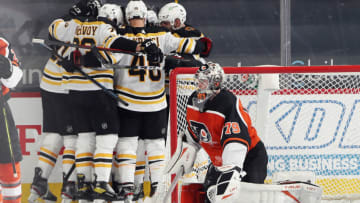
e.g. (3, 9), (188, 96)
(28, 1), (102, 202)
(165, 62), (268, 203)
(47, 1), (163, 202)
(0, 37), (23, 203)
(112, 0), (212, 202)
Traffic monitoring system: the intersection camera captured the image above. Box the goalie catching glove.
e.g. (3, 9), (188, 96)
(0, 54), (13, 79)
(164, 133), (199, 175)
(207, 165), (246, 203)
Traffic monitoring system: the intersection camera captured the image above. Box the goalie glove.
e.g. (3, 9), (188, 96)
(164, 133), (199, 175)
(0, 55), (13, 79)
(207, 165), (246, 203)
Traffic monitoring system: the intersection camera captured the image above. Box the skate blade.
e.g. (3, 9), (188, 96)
(61, 199), (73, 203)
(44, 200), (57, 203)
(93, 200), (107, 203)
(78, 200), (93, 203)
(28, 192), (40, 203)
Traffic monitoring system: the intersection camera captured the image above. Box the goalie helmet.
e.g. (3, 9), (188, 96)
(125, 0), (148, 23)
(193, 62), (224, 112)
(158, 2), (186, 29)
(98, 4), (123, 26)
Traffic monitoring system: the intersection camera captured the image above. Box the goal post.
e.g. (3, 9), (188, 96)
(169, 65), (360, 202)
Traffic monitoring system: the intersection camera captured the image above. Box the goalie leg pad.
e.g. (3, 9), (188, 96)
(76, 132), (96, 182)
(37, 133), (63, 178)
(114, 136), (138, 184)
(165, 141), (197, 175)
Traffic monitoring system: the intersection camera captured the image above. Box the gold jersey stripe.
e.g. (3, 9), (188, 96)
(115, 86), (165, 96)
(76, 153), (93, 158)
(123, 32), (167, 38)
(94, 153), (113, 158)
(41, 77), (62, 86)
(119, 94), (166, 105)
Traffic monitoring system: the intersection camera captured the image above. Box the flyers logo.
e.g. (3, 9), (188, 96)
(189, 120), (212, 143)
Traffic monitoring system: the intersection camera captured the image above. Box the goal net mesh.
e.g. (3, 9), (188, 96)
(168, 65), (360, 201)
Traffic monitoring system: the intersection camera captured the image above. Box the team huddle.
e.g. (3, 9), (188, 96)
(23, 0), (268, 203)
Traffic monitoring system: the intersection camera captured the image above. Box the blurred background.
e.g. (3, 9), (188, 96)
(1, 0), (360, 91)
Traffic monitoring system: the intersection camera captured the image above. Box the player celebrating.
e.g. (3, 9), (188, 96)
(0, 36), (23, 203)
(28, 1), (103, 202)
(112, 0), (211, 201)
(166, 62), (268, 202)
(45, 1), (162, 202)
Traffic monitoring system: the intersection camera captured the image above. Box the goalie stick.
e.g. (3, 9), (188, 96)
(32, 38), (129, 106)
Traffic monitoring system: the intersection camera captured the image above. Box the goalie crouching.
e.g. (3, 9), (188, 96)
(166, 62), (268, 203)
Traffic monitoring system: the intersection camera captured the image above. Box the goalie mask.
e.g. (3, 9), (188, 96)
(98, 4), (123, 26)
(125, 0), (148, 23)
(193, 62), (224, 112)
(158, 2), (186, 30)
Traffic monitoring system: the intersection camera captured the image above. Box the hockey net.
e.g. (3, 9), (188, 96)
(168, 65), (360, 202)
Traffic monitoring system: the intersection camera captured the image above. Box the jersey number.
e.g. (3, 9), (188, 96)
(224, 122), (241, 135)
(129, 55), (161, 82)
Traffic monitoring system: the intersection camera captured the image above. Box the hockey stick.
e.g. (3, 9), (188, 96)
(90, 45), (163, 70)
(33, 39), (129, 106)
(163, 166), (184, 203)
(0, 92), (17, 177)
(32, 38), (138, 56)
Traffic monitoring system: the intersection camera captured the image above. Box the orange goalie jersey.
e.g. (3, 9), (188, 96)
(186, 89), (261, 167)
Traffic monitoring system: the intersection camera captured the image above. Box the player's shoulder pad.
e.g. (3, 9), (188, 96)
(144, 26), (170, 34)
(216, 89), (237, 107)
(0, 37), (9, 49)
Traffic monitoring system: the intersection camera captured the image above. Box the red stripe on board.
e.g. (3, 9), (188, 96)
(10, 92), (41, 97)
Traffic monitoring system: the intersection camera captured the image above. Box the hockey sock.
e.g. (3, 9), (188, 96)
(63, 135), (77, 182)
(76, 132), (96, 182)
(135, 139), (145, 187)
(37, 133), (63, 178)
(0, 162), (22, 203)
(145, 138), (166, 185)
(94, 134), (118, 182)
(115, 136), (138, 184)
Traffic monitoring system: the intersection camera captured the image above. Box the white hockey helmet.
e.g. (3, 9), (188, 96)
(98, 4), (123, 26)
(158, 2), (186, 29)
(125, 0), (148, 23)
(147, 10), (158, 25)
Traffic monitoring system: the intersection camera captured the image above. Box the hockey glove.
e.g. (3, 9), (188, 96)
(199, 37), (212, 57)
(0, 55), (13, 79)
(141, 39), (164, 65)
(58, 51), (81, 73)
(69, 0), (102, 17)
(86, 0), (102, 17)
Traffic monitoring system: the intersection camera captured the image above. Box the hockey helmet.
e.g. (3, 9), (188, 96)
(147, 10), (158, 26)
(193, 62), (224, 112)
(125, 0), (148, 23)
(98, 4), (123, 26)
(158, 2), (186, 29)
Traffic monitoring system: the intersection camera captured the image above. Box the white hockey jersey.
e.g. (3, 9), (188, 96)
(48, 17), (121, 91)
(40, 55), (68, 94)
(114, 26), (198, 112)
